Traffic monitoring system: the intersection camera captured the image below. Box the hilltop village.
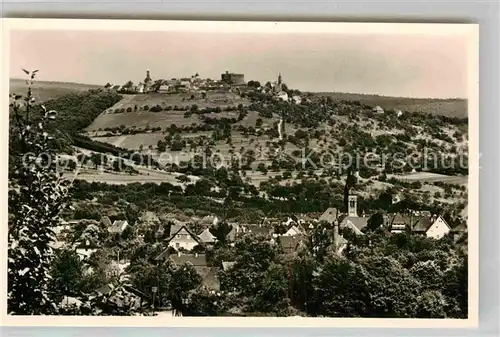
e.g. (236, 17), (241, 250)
(10, 67), (469, 317)
(105, 69), (299, 103)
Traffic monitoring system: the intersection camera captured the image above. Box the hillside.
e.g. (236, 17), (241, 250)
(86, 91), (251, 131)
(9, 78), (101, 102)
(313, 92), (467, 118)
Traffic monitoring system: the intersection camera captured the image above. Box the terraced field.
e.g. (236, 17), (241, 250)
(86, 110), (202, 131)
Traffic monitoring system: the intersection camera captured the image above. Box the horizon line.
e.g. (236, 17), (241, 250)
(9, 77), (468, 101)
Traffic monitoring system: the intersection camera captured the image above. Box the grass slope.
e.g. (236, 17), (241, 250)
(313, 92), (467, 118)
(10, 78), (101, 102)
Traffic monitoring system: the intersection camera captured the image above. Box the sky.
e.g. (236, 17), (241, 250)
(9, 30), (469, 99)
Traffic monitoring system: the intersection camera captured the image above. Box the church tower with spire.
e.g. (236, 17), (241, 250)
(274, 71), (283, 93)
(143, 70), (153, 92)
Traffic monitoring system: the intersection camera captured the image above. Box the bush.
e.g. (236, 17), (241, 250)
(150, 105), (163, 112)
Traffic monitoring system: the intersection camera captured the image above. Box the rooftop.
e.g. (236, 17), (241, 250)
(318, 208), (338, 223)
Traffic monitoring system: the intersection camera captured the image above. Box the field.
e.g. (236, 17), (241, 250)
(389, 172), (468, 185)
(314, 92), (467, 118)
(101, 92), (250, 113)
(86, 92), (255, 131)
(10, 78), (101, 102)
(86, 110), (202, 131)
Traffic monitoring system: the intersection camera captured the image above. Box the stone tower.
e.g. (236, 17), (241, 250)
(348, 194), (358, 217)
(278, 72), (282, 85)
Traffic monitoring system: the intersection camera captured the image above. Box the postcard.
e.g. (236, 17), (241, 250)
(1, 19), (478, 328)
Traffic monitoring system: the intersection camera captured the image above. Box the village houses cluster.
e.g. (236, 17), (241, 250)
(105, 69), (304, 105)
(50, 190), (466, 304)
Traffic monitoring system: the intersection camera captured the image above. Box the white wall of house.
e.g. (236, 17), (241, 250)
(168, 228), (199, 251)
(76, 248), (97, 260)
(426, 216), (450, 239)
(283, 227), (301, 237)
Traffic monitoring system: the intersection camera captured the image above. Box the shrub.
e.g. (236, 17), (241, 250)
(150, 105), (163, 112)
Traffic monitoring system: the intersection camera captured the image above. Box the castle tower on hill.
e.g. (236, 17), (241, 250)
(278, 72), (282, 85)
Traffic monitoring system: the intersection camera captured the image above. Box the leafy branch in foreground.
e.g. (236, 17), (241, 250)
(8, 69), (72, 314)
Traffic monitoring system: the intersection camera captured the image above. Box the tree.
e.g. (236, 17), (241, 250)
(68, 159), (77, 171)
(224, 235), (279, 293)
(8, 70), (72, 314)
(122, 80), (134, 89)
(50, 249), (85, 300)
(89, 152), (102, 170)
(255, 118), (263, 128)
(366, 212), (384, 232)
(210, 222), (233, 244)
(157, 140), (167, 152)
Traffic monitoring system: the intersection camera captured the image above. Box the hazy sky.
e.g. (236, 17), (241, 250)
(10, 30), (469, 98)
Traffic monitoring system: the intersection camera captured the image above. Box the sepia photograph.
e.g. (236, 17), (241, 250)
(1, 19), (478, 327)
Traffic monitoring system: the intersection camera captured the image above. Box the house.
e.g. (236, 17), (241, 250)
(339, 216), (367, 235)
(282, 217), (295, 227)
(339, 194), (368, 235)
(200, 215), (218, 226)
(158, 253), (220, 290)
(318, 207), (339, 224)
(108, 220), (129, 234)
(332, 221), (348, 255)
(278, 235), (306, 254)
(226, 223), (247, 241)
(277, 91), (289, 101)
(413, 215), (451, 239)
(60, 296), (83, 310)
(389, 213), (413, 233)
(292, 214), (314, 226)
(49, 240), (67, 250)
(373, 106), (384, 114)
(105, 260), (130, 279)
(165, 225), (201, 251)
(283, 224), (306, 237)
(292, 95), (302, 104)
(138, 211), (159, 224)
(180, 79), (191, 88)
(158, 84), (171, 93)
(100, 216), (112, 228)
(246, 224), (273, 237)
(221, 261), (236, 271)
(94, 283), (143, 310)
(75, 239), (98, 260)
(198, 228), (216, 244)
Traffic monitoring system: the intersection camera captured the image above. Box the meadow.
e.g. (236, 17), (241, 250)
(314, 92), (468, 118)
(9, 78), (101, 102)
